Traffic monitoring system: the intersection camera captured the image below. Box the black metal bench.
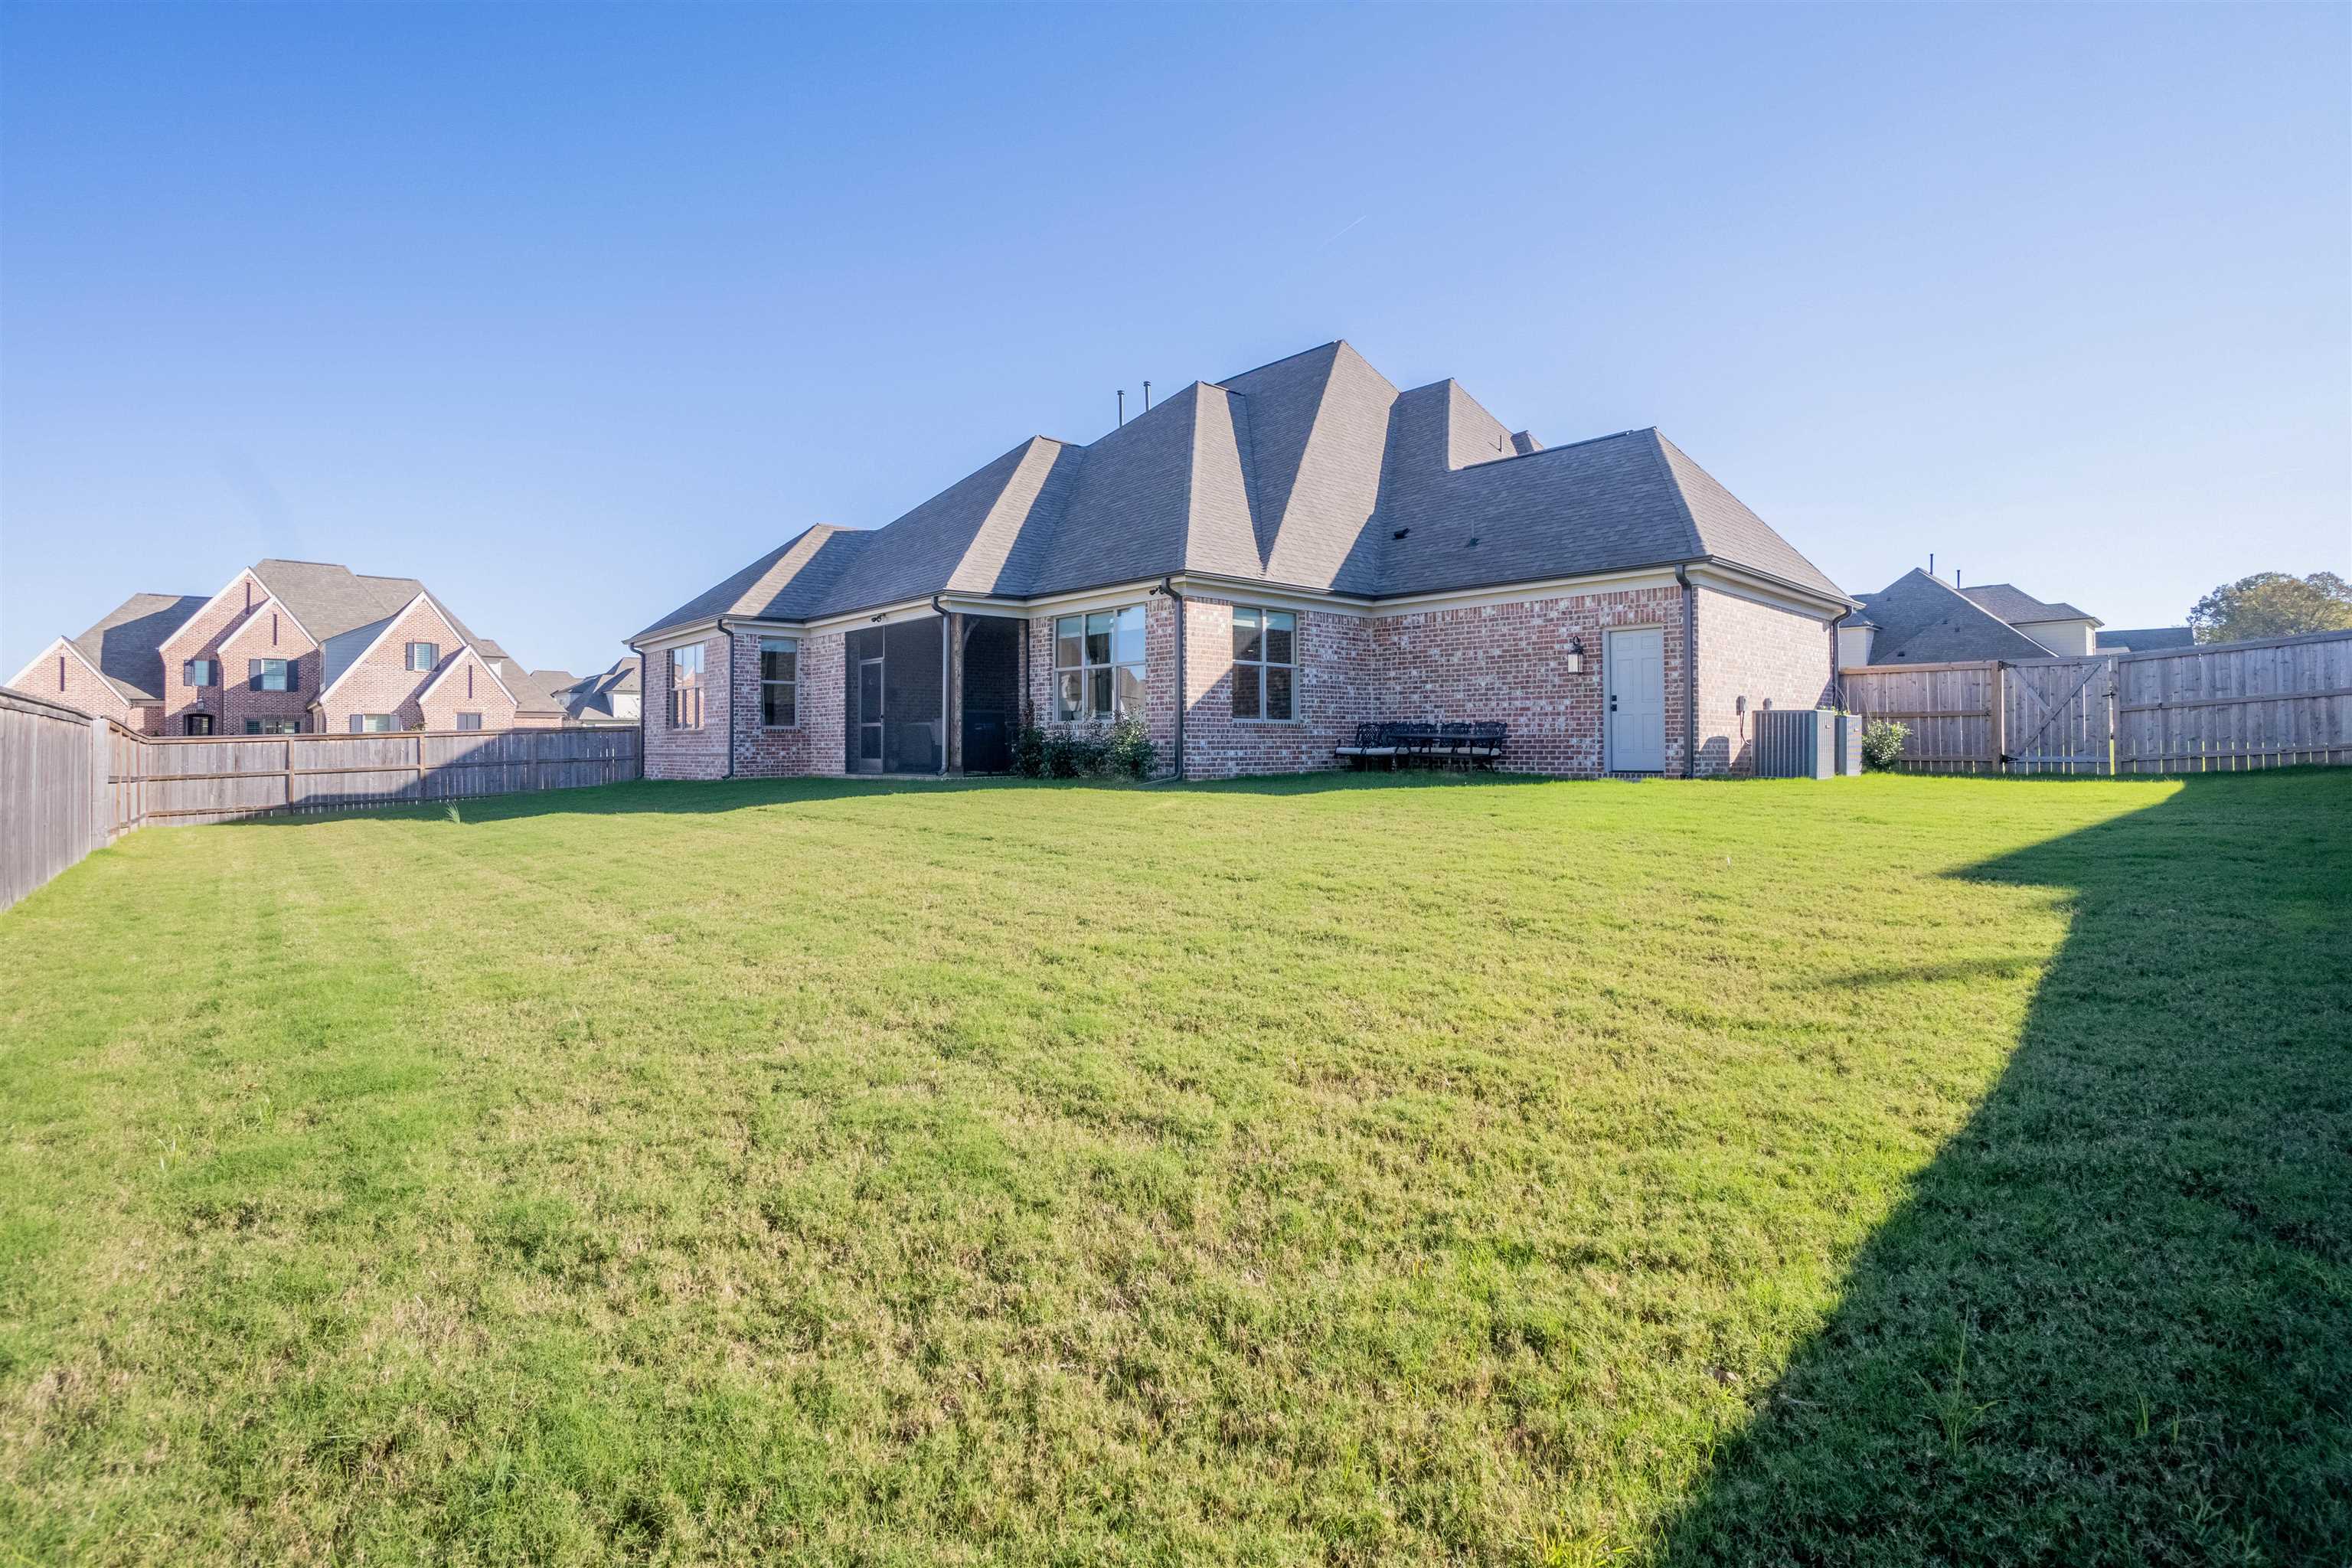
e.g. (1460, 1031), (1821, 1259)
(1335, 720), (1509, 770)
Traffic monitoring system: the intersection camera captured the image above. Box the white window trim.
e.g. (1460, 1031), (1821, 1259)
(1229, 605), (1301, 724)
(758, 636), (799, 729)
(1052, 604), (1147, 724)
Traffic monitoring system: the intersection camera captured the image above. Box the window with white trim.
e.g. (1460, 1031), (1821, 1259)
(1230, 607), (1296, 720)
(456, 712), (483, 732)
(248, 658), (295, 693)
(185, 658), (216, 688)
(760, 638), (797, 727)
(1054, 606), (1145, 721)
(669, 644), (705, 729)
(406, 642), (438, 671)
(351, 714), (394, 733)
(245, 718), (301, 734)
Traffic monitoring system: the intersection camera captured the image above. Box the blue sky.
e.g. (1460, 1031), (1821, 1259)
(3, 2), (2346, 681)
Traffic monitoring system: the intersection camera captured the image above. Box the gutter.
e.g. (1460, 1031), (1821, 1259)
(719, 619), (737, 779)
(1154, 576), (1185, 780)
(1675, 565), (1697, 779)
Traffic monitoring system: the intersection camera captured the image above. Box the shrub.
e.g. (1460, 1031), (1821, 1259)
(1104, 714), (1158, 781)
(1861, 718), (1910, 770)
(1011, 722), (1048, 779)
(1009, 715), (1155, 781)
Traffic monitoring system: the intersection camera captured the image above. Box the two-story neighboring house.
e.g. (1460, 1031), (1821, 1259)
(6, 558), (566, 735)
(1835, 570), (2189, 665)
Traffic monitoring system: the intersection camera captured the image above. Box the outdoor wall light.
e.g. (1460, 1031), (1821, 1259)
(1565, 637), (1585, 675)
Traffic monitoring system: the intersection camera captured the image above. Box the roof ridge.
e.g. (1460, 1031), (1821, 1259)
(1642, 430), (1709, 560)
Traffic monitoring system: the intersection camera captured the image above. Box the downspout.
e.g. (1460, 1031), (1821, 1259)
(931, 594), (949, 776)
(1675, 565), (1697, 779)
(1155, 576), (1185, 781)
(720, 619), (737, 779)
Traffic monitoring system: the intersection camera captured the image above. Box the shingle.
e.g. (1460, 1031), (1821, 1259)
(1960, 583), (2097, 625)
(71, 593), (209, 701)
(1859, 570), (2060, 662)
(2096, 626), (2194, 652)
(632, 341), (1854, 635)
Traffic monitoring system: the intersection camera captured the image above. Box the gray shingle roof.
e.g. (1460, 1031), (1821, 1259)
(635, 341), (1851, 640)
(71, 593), (209, 701)
(1856, 570), (2061, 663)
(2096, 626), (2194, 652)
(1961, 582), (2098, 626)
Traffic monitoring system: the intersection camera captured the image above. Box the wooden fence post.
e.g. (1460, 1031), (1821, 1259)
(88, 714), (109, 854)
(1990, 662), (2007, 773)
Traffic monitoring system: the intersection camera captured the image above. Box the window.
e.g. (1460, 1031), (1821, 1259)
(1230, 607), (1297, 720)
(668, 644), (705, 729)
(760, 638), (798, 727)
(248, 658), (294, 693)
(350, 714), (394, 733)
(185, 658), (216, 688)
(456, 712), (482, 732)
(1054, 606), (1145, 721)
(245, 718), (301, 735)
(405, 642), (438, 671)
(184, 714), (214, 737)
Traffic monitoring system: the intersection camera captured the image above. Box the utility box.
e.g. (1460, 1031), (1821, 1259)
(1754, 707), (1839, 779)
(1832, 712), (1864, 776)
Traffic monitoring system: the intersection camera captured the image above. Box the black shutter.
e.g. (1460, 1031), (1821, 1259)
(286, 660), (299, 691)
(249, 659), (263, 691)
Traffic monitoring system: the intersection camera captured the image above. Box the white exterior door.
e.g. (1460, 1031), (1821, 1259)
(1606, 626), (1666, 773)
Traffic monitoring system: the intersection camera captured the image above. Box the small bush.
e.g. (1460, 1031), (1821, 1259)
(1104, 714), (1158, 781)
(1861, 718), (1910, 770)
(1011, 723), (1047, 779)
(1008, 714), (1156, 781)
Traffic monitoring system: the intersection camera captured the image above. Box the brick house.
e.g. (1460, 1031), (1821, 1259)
(628, 342), (1855, 782)
(6, 558), (568, 735)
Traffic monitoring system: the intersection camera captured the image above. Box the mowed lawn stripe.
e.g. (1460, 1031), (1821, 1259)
(0, 771), (2341, 1565)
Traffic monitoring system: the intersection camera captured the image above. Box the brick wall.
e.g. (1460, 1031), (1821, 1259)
(1370, 585), (1687, 777)
(211, 602), (322, 735)
(725, 626), (845, 778)
(1024, 596), (1180, 774)
(1178, 596), (1373, 779)
(642, 631), (732, 780)
(1690, 587), (1835, 776)
(313, 599), (469, 733)
(416, 649), (521, 733)
(8, 645), (142, 729)
(158, 572), (291, 733)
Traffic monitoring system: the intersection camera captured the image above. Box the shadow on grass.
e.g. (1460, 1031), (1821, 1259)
(1660, 769), (2351, 1566)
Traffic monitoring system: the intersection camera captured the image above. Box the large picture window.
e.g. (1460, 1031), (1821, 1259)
(1054, 606), (1145, 721)
(760, 638), (797, 727)
(669, 644), (704, 729)
(1230, 607), (1296, 720)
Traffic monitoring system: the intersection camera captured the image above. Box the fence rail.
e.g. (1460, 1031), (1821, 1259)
(1841, 628), (2352, 776)
(3, 703), (639, 910)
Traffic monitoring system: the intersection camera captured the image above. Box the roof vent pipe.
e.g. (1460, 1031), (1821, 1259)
(1142, 381), (1152, 412)
(1117, 390), (1125, 427)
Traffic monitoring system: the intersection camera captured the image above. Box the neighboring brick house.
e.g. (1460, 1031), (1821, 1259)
(628, 341), (1855, 782)
(6, 558), (566, 735)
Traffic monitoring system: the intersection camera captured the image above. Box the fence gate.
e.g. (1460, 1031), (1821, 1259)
(2004, 657), (2113, 775)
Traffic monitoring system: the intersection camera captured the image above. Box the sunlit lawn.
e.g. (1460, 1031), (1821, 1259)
(1, 769), (2344, 1566)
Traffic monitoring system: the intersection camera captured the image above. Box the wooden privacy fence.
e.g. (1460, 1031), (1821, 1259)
(3, 704), (640, 910)
(1840, 629), (2352, 776)
(1, 688), (113, 910)
(118, 726), (641, 826)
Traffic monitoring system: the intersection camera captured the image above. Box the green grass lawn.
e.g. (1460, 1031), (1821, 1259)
(1, 769), (2345, 1566)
